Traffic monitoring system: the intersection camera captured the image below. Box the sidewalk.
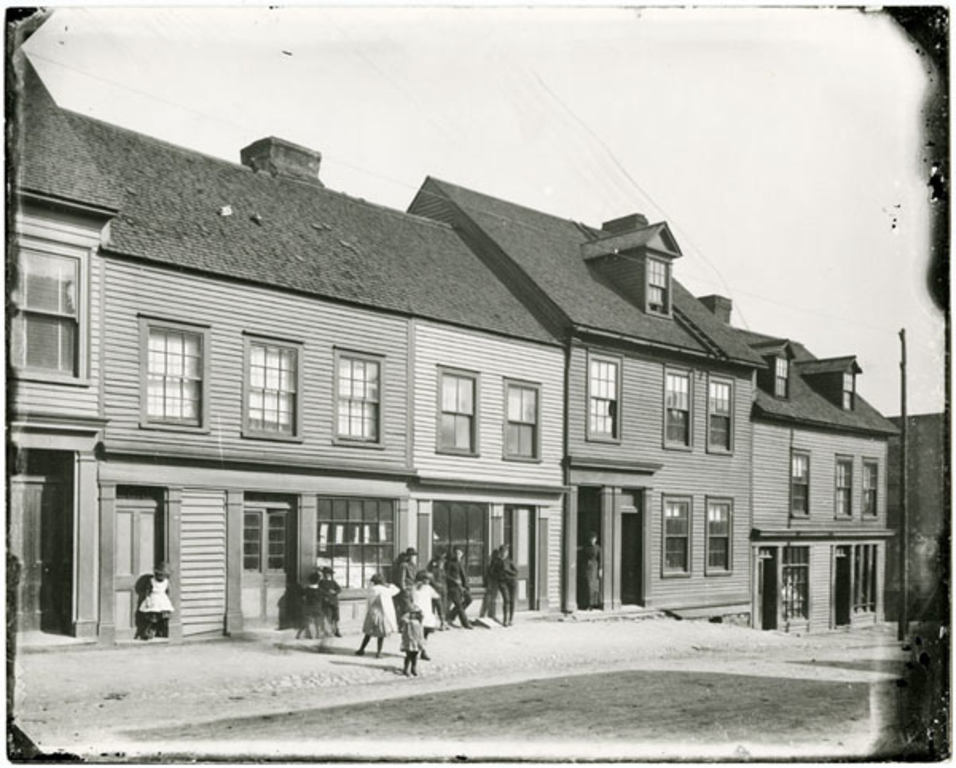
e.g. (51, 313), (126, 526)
(12, 614), (906, 759)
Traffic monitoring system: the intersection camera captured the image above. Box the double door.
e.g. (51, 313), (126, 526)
(242, 504), (296, 628)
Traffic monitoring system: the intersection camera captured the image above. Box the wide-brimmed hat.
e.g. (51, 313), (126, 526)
(154, 562), (172, 577)
(321, 566), (334, 575)
(405, 547), (418, 556)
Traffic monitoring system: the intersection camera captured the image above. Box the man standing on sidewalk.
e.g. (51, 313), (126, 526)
(445, 546), (474, 629)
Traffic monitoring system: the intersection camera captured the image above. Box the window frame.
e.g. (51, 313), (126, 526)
(333, 348), (386, 448)
(436, 366), (481, 457)
(661, 495), (692, 578)
(138, 315), (212, 433)
(706, 375), (734, 454)
(502, 378), (542, 463)
(862, 459), (879, 517)
(586, 351), (623, 444)
(774, 356), (789, 398)
(241, 333), (305, 442)
(663, 367), (693, 450)
(790, 450), (811, 518)
(852, 543), (878, 614)
(645, 256), (672, 316)
(11, 238), (91, 385)
(842, 372), (856, 410)
(781, 545), (810, 622)
(705, 497), (733, 575)
(314, 496), (397, 596)
(834, 456), (854, 518)
(432, 501), (490, 587)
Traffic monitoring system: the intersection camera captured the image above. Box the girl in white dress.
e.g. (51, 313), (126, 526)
(355, 573), (399, 658)
(138, 562), (175, 640)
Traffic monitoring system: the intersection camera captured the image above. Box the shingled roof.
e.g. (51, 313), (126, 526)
(410, 177), (764, 367)
(733, 329), (896, 436)
(15, 59), (558, 347)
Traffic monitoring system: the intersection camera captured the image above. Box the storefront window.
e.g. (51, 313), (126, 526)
(781, 546), (809, 620)
(432, 501), (488, 586)
(316, 497), (394, 589)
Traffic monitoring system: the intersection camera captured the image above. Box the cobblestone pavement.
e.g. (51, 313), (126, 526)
(13, 614), (909, 760)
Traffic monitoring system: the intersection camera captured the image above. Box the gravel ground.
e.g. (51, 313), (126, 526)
(12, 615), (914, 761)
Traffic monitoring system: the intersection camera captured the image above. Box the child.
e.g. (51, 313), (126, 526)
(411, 571), (441, 660)
(317, 566), (342, 638)
(400, 606), (425, 677)
(137, 562), (174, 640)
(356, 573), (399, 658)
(297, 571), (322, 639)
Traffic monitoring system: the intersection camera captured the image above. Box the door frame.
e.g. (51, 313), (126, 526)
(241, 498), (297, 629)
(113, 487), (167, 641)
(503, 505), (535, 611)
(756, 546), (779, 630)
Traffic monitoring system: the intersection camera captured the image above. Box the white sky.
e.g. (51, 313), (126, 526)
(22, 6), (946, 416)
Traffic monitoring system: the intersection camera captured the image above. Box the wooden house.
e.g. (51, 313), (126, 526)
(409, 179), (765, 620)
(728, 328), (897, 631)
(8, 60), (564, 644)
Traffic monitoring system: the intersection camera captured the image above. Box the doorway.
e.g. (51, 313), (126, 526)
(620, 490), (644, 605)
(242, 501), (297, 629)
(834, 546), (852, 627)
(758, 547), (778, 630)
(504, 506), (535, 611)
(114, 487), (166, 640)
(11, 451), (73, 635)
(577, 487), (602, 610)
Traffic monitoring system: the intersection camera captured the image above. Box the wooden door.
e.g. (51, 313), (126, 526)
(114, 491), (164, 640)
(242, 506), (296, 628)
(11, 478), (71, 634)
(504, 506), (535, 611)
(621, 512), (643, 605)
(834, 546), (852, 627)
(758, 548), (778, 630)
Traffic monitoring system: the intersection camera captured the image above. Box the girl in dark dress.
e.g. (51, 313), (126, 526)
(583, 533), (602, 610)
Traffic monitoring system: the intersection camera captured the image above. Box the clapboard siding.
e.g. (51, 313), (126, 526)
(102, 258), (409, 468)
(568, 344), (754, 610)
(180, 489), (227, 636)
(413, 320), (564, 486)
(752, 421), (889, 530)
(10, 208), (105, 420)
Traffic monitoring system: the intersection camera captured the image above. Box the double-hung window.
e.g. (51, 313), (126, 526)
(835, 457), (853, 517)
(646, 257), (670, 314)
(707, 378), (732, 452)
(439, 369), (478, 454)
(706, 499), (732, 573)
(791, 451), (810, 516)
(843, 373), (855, 410)
(504, 381), (539, 460)
(665, 370), (691, 447)
(336, 352), (382, 444)
(245, 338), (300, 438)
(13, 248), (82, 377)
(143, 320), (208, 428)
(863, 461), (879, 517)
(663, 498), (690, 574)
(775, 357), (789, 398)
(588, 356), (620, 440)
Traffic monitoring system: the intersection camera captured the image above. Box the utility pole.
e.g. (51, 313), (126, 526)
(898, 329), (908, 642)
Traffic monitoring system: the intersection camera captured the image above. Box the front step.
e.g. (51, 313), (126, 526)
(539, 606), (669, 624)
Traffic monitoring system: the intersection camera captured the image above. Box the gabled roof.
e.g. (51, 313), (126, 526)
(797, 356), (863, 376)
(732, 329), (896, 436)
(412, 177), (763, 367)
(581, 222), (682, 261)
(13, 56), (121, 212)
(15, 60), (557, 346)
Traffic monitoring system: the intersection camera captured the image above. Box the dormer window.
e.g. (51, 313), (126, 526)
(646, 257), (671, 315)
(842, 372), (855, 410)
(775, 357), (789, 398)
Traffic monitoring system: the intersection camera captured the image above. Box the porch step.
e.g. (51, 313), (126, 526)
(539, 606), (670, 624)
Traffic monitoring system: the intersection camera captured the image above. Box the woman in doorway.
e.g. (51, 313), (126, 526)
(583, 532), (602, 610)
(356, 573), (399, 658)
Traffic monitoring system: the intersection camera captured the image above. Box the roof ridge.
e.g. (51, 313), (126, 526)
(67, 109), (455, 233)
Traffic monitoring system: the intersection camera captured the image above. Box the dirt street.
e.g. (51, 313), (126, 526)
(11, 615), (926, 761)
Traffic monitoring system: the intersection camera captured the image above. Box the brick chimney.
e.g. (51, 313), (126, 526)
(602, 213), (649, 233)
(240, 137), (323, 185)
(699, 294), (733, 324)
